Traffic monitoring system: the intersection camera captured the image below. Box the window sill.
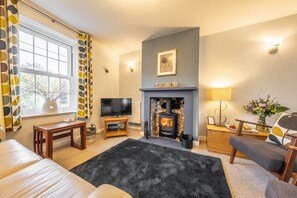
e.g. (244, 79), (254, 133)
(22, 111), (76, 119)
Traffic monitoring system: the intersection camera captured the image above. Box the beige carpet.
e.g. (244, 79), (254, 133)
(53, 129), (273, 198)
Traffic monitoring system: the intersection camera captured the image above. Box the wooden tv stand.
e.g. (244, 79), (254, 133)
(103, 117), (129, 140)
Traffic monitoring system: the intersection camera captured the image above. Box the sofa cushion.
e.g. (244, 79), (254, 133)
(229, 136), (297, 172)
(266, 113), (297, 147)
(0, 139), (42, 179)
(88, 184), (132, 198)
(265, 179), (297, 198)
(0, 159), (95, 197)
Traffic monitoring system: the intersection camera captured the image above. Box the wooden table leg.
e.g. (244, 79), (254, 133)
(125, 119), (128, 136)
(33, 127), (37, 153)
(104, 122), (107, 140)
(70, 129), (74, 147)
(45, 131), (53, 159)
(37, 130), (41, 155)
(81, 124), (86, 149)
(39, 132), (43, 156)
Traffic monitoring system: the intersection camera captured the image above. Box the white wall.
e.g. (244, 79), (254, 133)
(199, 14), (297, 137)
(6, 2), (120, 149)
(119, 50), (142, 124)
(90, 40), (119, 128)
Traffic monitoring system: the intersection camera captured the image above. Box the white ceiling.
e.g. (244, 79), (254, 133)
(29, 0), (297, 54)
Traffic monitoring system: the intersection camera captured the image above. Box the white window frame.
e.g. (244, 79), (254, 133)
(19, 16), (78, 116)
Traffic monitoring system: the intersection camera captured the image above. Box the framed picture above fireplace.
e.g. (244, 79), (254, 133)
(157, 49), (176, 76)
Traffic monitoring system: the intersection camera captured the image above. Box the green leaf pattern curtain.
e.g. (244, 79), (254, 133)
(0, 0), (21, 132)
(77, 33), (93, 119)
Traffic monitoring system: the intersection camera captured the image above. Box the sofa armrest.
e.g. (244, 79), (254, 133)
(0, 126), (5, 141)
(88, 184), (132, 198)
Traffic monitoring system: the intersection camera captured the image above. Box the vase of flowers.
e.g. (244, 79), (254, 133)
(243, 95), (289, 131)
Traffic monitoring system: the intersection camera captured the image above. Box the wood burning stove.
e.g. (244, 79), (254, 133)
(159, 98), (178, 138)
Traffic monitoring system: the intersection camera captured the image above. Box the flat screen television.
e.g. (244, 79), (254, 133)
(101, 98), (132, 117)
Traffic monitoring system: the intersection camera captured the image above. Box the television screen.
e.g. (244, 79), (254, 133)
(101, 98), (132, 116)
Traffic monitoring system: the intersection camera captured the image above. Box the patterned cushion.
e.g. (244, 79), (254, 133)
(266, 113), (297, 147)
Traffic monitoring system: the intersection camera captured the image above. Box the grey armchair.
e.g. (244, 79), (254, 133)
(229, 116), (297, 185)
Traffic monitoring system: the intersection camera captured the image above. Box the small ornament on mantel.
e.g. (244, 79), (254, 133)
(154, 81), (178, 88)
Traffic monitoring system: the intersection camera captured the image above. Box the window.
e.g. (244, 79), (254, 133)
(19, 25), (76, 115)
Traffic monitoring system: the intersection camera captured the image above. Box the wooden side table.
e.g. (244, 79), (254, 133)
(103, 117), (129, 139)
(33, 120), (86, 159)
(206, 124), (269, 158)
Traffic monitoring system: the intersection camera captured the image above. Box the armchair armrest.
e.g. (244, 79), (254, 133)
(285, 133), (297, 139)
(288, 146), (297, 151)
(234, 119), (272, 136)
(286, 133), (297, 150)
(235, 119), (273, 128)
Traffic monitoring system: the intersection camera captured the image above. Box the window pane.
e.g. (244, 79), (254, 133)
(49, 77), (60, 101)
(60, 79), (70, 107)
(48, 42), (58, 59)
(20, 41), (33, 52)
(59, 46), (68, 62)
(19, 31), (33, 45)
(36, 75), (48, 98)
(59, 94), (69, 108)
(21, 91), (35, 109)
(34, 37), (47, 56)
(20, 50), (33, 69)
(59, 61), (68, 75)
(34, 54), (47, 71)
(20, 73), (35, 109)
(48, 58), (58, 73)
(36, 75), (48, 107)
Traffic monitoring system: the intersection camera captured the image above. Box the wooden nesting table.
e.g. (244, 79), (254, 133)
(33, 120), (86, 159)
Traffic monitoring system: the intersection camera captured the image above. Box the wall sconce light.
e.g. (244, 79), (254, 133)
(102, 66), (109, 73)
(268, 38), (283, 55)
(129, 63), (134, 72)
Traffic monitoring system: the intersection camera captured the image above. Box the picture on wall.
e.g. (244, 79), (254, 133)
(157, 49), (176, 76)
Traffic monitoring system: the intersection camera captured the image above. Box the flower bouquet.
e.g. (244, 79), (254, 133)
(243, 95), (289, 131)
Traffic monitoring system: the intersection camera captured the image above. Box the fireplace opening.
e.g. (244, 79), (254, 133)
(159, 98), (178, 138)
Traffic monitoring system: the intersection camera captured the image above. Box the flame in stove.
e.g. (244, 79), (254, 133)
(161, 118), (173, 127)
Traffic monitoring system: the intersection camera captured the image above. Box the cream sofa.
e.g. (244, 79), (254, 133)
(0, 139), (132, 198)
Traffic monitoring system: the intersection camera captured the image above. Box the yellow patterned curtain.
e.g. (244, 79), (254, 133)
(0, 0), (21, 132)
(77, 33), (93, 119)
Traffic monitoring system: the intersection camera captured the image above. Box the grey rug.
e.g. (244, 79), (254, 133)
(70, 139), (231, 198)
(139, 136), (190, 151)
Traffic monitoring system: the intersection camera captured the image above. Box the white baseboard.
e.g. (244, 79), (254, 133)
(193, 140), (199, 146)
(96, 128), (104, 134)
(129, 126), (141, 130)
(199, 136), (207, 142)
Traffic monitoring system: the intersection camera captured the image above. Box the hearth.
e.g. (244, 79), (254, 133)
(159, 98), (178, 138)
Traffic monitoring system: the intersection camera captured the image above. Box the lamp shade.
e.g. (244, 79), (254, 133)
(210, 88), (232, 101)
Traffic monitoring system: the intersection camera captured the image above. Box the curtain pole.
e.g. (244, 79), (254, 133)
(19, 0), (82, 35)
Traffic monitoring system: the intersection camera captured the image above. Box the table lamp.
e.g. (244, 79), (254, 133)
(210, 88), (232, 126)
